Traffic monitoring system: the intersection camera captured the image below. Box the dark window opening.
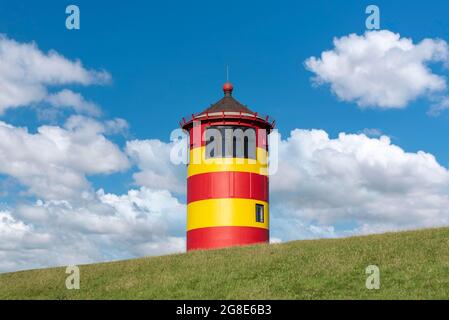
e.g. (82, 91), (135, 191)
(205, 126), (256, 159)
(255, 204), (264, 223)
(244, 136), (249, 158)
(209, 136), (215, 158)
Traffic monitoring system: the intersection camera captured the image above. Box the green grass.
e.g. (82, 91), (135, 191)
(1, 227), (449, 299)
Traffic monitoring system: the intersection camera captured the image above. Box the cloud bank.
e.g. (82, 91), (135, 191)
(3, 125), (449, 272)
(0, 35), (110, 115)
(0, 116), (129, 200)
(270, 129), (449, 241)
(1, 187), (185, 272)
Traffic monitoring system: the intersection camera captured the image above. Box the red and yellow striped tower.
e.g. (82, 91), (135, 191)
(181, 82), (275, 251)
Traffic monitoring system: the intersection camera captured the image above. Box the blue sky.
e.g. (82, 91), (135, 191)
(2, 0), (449, 159)
(2, 1), (449, 271)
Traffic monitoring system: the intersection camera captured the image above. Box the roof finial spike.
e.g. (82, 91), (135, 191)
(223, 65), (233, 96)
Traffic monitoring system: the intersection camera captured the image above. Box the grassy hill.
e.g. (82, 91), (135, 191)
(1, 227), (449, 299)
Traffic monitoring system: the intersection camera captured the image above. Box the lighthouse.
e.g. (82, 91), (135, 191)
(181, 82), (274, 251)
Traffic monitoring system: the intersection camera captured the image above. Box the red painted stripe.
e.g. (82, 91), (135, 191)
(187, 226), (269, 251)
(187, 171), (268, 203)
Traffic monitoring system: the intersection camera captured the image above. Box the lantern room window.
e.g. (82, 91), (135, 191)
(205, 126), (256, 159)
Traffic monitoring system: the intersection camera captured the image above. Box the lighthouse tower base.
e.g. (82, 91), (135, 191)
(187, 226), (269, 251)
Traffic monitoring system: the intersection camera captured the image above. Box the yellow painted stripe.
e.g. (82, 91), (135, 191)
(188, 147), (268, 177)
(187, 198), (269, 231)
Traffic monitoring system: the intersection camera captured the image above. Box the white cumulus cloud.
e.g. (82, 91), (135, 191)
(126, 139), (186, 194)
(46, 89), (101, 116)
(305, 30), (449, 109)
(0, 116), (129, 200)
(0, 35), (110, 114)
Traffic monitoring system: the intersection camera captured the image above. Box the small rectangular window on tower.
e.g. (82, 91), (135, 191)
(255, 204), (264, 223)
